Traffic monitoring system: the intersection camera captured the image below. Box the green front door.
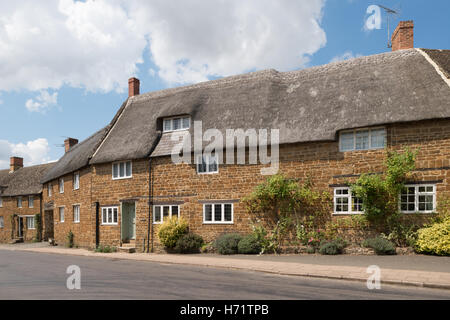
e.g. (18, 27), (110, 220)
(121, 202), (136, 241)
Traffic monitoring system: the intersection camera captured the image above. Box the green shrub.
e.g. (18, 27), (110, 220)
(175, 233), (204, 254)
(95, 245), (117, 253)
(66, 230), (74, 248)
(238, 234), (262, 254)
(214, 233), (243, 255)
(306, 246), (316, 254)
(319, 238), (347, 255)
(363, 237), (396, 255)
(157, 217), (189, 249)
(415, 217), (450, 256)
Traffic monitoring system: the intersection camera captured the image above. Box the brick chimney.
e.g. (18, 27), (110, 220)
(128, 77), (140, 97)
(64, 138), (78, 153)
(391, 21), (414, 51)
(10, 157), (23, 172)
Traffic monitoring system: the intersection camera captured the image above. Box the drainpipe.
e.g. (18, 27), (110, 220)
(147, 131), (162, 253)
(95, 202), (99, 248)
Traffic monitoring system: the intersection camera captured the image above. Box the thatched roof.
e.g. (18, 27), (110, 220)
(89, 48), (450, 162)
(41, 126), (110, 184)
(0, 163), (55, 197)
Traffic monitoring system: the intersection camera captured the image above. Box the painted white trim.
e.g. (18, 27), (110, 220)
(339, 127), (386, 152)
(197, 155), (219, 174)
(153, 205), (180, 224)
(399, 184), (436, 214)
(59, 178), (64, 194)
(58, 206), (65, 223)
(73, 204), (81, 223)
(416, 48), (450, 89)
(332, 187), (364, 215)
(73, 171), (80, 190)
(163, 116), (191, 133)
(203, 203), (234, 224)
(101, 206), (119, 225)
(112, 161), (133, 180)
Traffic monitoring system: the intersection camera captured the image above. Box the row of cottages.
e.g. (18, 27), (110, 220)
(2, 21), (450, 252)
(0, 157), (54, 243)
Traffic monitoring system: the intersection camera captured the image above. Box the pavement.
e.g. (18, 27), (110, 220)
(1, 242), (449, 290)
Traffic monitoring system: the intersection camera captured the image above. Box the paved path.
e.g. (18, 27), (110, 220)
(1, 244), (449, 290)
(1, 250), (450, 299)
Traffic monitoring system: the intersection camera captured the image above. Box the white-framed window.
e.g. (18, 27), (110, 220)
(163, 116), (190, 132)
(0, 197), (2, 207)
(112, 161), (132, 180)
(59, 207), (65, 222)
(153, 205), (180, 224)
(102, 207), (118, 225)
(0, 216), (4, 228)
(339, 127), (386, 152)
(26, 216), (35, 229)
(48, 183), (52, 197)
(28, 196), (34, 208)
(400, 185), (436, 213)
(17, 197), (22, 208)
(197, 154), (218, 174)
(73, 205), (80, 223)
(73, 172), (80, 190)
(203, 203), (233, 224)
(333, 187), (363, 214)
(59, 178), (64, 193)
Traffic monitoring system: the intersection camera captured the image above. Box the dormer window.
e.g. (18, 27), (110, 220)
(163, 116), (190, 132)
(339, 127), (386, 152)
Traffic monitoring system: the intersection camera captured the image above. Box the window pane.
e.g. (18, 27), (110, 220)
(171, 206), (179, 219)
(163, 206), (170, 221)
(418, 186), (426, 193)
(370, 129), (386, 148)
(340, 132), (354, 151)
(355, 130), (369, 150)
(208, 156), (218, 172)
(119, 163), (125, 177)
(173, 118), (181, 130)
(108, 208), (112, 223)
(426, 186), (434, 192)
(113, 164), (119, 178)
(224, 204), (232, 221)
(102, 209), (107, 223)
(154, 206), (161, 223)
(205, 205), (212, 221)
(214, 204), (222, 221)
(163, 119), (171, 131)
(198, 156), (207, 173)
(126, 162), (132, 177)
(113, 208), (118, 223)
(182, 117), (190, 129)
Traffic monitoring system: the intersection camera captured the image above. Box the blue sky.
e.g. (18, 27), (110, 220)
(0, 0), (449, 169)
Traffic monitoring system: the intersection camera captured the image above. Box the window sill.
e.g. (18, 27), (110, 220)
(112, 176), (132, 181)
(203, 222), (234, 225)
(101, 223), (118, 226)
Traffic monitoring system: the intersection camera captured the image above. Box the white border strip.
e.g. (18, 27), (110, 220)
(416, 48), (450, 88)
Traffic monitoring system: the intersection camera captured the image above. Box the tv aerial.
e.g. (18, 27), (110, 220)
(378, 4), (399, 48)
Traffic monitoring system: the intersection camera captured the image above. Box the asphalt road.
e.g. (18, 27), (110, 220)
(1, 250), (449, 300)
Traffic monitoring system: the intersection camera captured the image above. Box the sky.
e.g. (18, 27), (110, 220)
(0, 0), (449, 169)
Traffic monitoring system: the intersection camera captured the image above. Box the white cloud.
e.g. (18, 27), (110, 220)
(0, 0), (326, 92)
(129, 0), (327, 84)
(0, 138), (51, 169)
(330, 51), (362, 63)
(25, 90), (58, 113)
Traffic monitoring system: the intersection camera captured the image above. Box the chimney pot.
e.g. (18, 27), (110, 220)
(391, 20), (414, 51)
(64, 138), (78, 153)
(128, 77), (140, 97)
(10, 157), (23, 172)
